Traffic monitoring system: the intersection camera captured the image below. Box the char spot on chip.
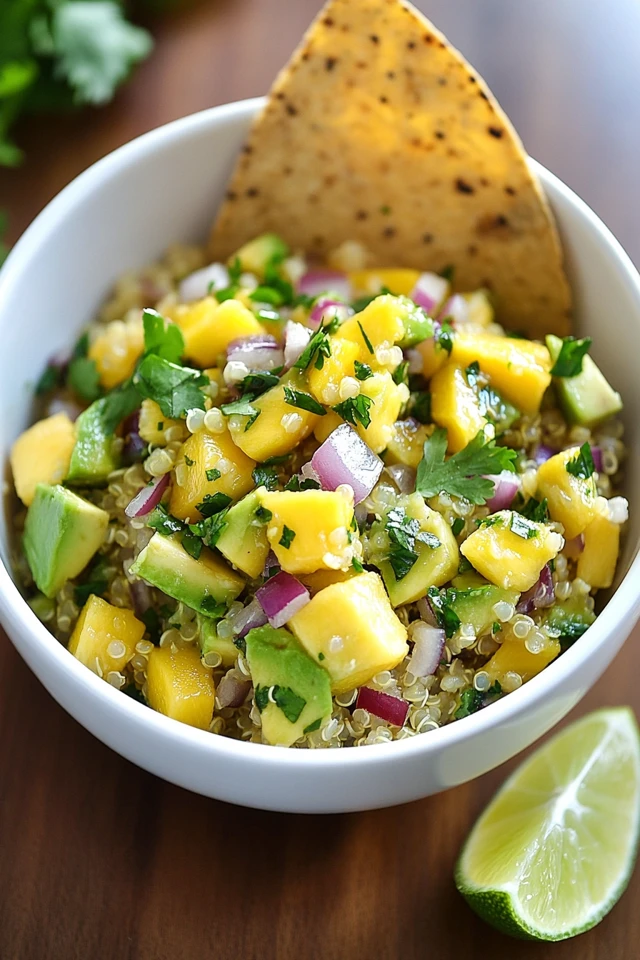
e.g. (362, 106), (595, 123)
(434, 130), (445, 140)
(326, 57), (337, 71)
(356, 210), (368, 221)
(302, 52), (309, 61)
(387, 70), (396, 79)
(283, 166), (292, 175)
(480, 177), (489, 187)
(370, 34), (380, 43)
(242, 145), (253, 155)
(407, 40), (416, 49)
(247, 187), (259, 197)
(226, 190), (237, 201)
(447, 148), (458, 158)
(383, 226), (397, 238)
(469, 76), (476, 84)
(505, 185), (516, 196)
(380, 95), (389, 104)
(488, 126), (503, 138)
(468, 244), (478, 256)
(411, 137), (422, 148)
(424, 33), (433, 43)
(479, 91), (488, 101)
(323, 16), (334, 26)
(495, 214), (509, 226)
(324, 174), (337, 187)
(356, 60), (367, 69)
(477, 213), (510, 235)
(423, 233), (433, 244)
(456, 178), (474, 194)
(308, 194), (319, 205)
(275, 92), (284, 100)
(438, 77), (447, 86)
(439, 40), (446, 48)
(286, 103), (298, 116)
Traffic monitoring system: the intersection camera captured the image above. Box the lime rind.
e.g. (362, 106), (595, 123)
(455, 707), (640, 941)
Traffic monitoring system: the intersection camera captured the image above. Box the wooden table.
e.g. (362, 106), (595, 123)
(1, 1), (640, 957)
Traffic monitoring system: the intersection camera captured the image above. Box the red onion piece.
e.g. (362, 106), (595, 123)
(408, 623), (445, 677)
(217, 672), (252, 708)
(533, 444), (556, 465)
(385, 463), (416, 494)
(122, 410), (146, 464)
(298, 270), (351, 302)
(284, 321), (312, 368)
(179, 263), (229, 302)
(356, 687), (409, 726)
(516, 563), (555, 614)
(256, 572), (310, 628)
(226, 334), (283, 371)
(563, 534), (585, 558)
(410, 272), (450, 315)
(230, 598), (268, 638)
(130, 580), (152, 617)
(311, 424), (383, 504)
(439, 294), (469, 325)
(263, 551), (280, 580)
(125, 474), (170, 519)
(309, 297), (354, 329)
(417, 595), (439, 628)
(591, 446), (603, 473)
(486, 471), (519, 512)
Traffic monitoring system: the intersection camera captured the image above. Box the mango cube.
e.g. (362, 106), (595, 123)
(68, 595), (144, 678)
(228, 370), (320, 461)
(146, 645), (215, 730)
(450, 333), (551, 413)
(349, 269), (420, 297)
(577, 512), (620, 589)
(258, 487), (356, 575)
(417, 335), (448, 380)
(356, 371), (408, 453)
(336, 294), (405, 363)
(11, 412), (76, 506)
(138, 399), (187, 446)
(460, 510), (564, 592)
(308, 337), (359, 405)
(89, 315), (145, 389)
(314, 410), (344, 443)
(288, 572), (409, 693)
(385, 419), (429, 468)
(484, 633), (561, 686)
(431, 364), (488, 452)
(537, 447), (598, 539)
(176, 297), (264, 367)
(169, 428), (255, 521)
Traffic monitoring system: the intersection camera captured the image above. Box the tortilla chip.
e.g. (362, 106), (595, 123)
(210, 0), (571, 337)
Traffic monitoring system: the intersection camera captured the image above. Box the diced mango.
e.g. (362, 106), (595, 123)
(89, 316), (145, 389)
(417, 335), (448, 380)
(431, 364), (488, 452)
(299, 567), (357, 594)
(68, 594), (144, 678)
(450, 333), (551, 413)
(258, 487), (356, 575)
(138, 399), (187, 446)
(314, 410), (344, 443)
(577, 512), (621, 589)
(484, 633), (561, 686)
(11, 413), (76, 506)
(336, 294), (405, 362)
(288, 572), (409, 693)
(169, 428), (255, 521)
(537, 447), (598, 540)
(308, 337), (359, 405)
(175, 297), (265, 367)
(461, 510), (564, 592)
(385, 419), (429, 468)
(228, 369), (320, 461)
(146, 645), (215, 730)
(349, 269), (420, 297)
(356, 371), (408, 453)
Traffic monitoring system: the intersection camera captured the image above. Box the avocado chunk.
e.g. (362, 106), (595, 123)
(198, 615), (239, 666)
(245, 625), (332, 746)
(130, 533), (244, 617)
(232, 233), (289, 278)
(215, 490), (270, 579)
(23, 484), (109, 598)
(546, 335), (622, 426)
(450, 571), (520, 635)
(540, 595), (596, 648)
(396, 296), (435, 347)
(66, 399), (120, 485)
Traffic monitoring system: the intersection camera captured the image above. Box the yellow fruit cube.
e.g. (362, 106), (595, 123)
(336, 294), (405, 362)
(484, 633), (561, 686)
(138, 399), (187, 446)
(314, 410), (344, 443)
(176, 297), (264, 367)
(431, 364), (488, 452)
(356, 371), (408, 453)
(460, 510), (564, 592)
(11, 412), (76, 506)
(146, 645), (215, 730)
(537, 447), (598, 540)
(451, 333), (551, 413)
(68, 594), (144, 678)
(308, 337), (359, 405)
(299, 567), (357, 594)
(169, 428), (255, 521)
(89, 316), (144, 389)
(417, 335), (448, 380)
(228, 370), (320, 461)
(288, 572), (408, 693)
(349, 269), (420, 297)
(258, 487), (356, 575)
(385, 419), (429, 468)
(577, 512), (620, 589)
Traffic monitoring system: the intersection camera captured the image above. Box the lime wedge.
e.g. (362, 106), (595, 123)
(456, 708), (640, 940)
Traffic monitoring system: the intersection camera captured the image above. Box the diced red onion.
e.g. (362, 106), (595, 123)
(230, 598), (268, 638)
(356, 687), (409, 726)
(516, 564), (555, 614)
(263, 551), (280, 579)
(417, 596), (439, 628)
(410, 272), (450, 315)
(385, 463), (416, 494)
(298, 270), (351, 302)
(533, 444), (555, 465)
(130, 580), (153, 617)
(122, 410), (146, 464)
(284, 321), (312, 368)
(309, 297), (354, 329)
(179, 262), (230, 302)
(591, 446), (603, 473)
(486, 471), (519, 512)
(46, 396), (83, 421)
(217, 672), (252, 708)
(563, 534), (585, 558)
(125, 474), (170, 519)
(408, 623), (445, 677)
(311, 424), (383, 503)
(256, 572), (310, 628)
(226, 335), (283, 371)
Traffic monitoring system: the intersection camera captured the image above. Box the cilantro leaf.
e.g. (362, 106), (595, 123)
(392, 361), (409, 386)
(519, 496), (549, 523)
(253, 466), (279, 490)
(190, 509), (229, 548)
(284, 476), (321, 491)
(181, 530), (202, 560)
(550, 337), (592, 378)
(135, 355), (208, 419)
(294, 318), (340, 372)
(508, 513), (539, 540)
(454, 688), (483, 719)
(410, 391), (431, 424)
(147, 505), (183, 536)
(357, 320), (374, 355)
(566, 442), (595, 481)
(283, 386), (326, 416)
(220, 396), (260, 419)
(354, 360), (373, 381)
(239, 371), (280, 397)
(279, 526), (296, 549)
(434, 319), (454, 355)
(384, 506), (440, 580)
(196, 493), (232, 517)
(333, 394), (373, 429)
(427, 586), (461, 639)
(99, 380), (141, 433)
(67, 356), (101, 401)
(35, 364), (62, 396)
(303, 718), (322, 734)
(206, 468), (221, 482)
(416, 428), (517, 505)
(142, 309), (184, 364)
(273, 685), (306, 723)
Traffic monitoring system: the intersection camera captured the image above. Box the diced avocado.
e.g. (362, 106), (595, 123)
(198, 615), (239, 666)
(23, 484), (109, 598)
(231, 233), (289, 278)
(66, 399), (120, 485)
(450, 571), (520, 635)
(130, 533), (244, 617)
(540, 595), (596, 648)
(546, 335), (622, 426)
(245, 625), (332, 746)
(215, 490), (270, 579)
(397, 297), (435, 347)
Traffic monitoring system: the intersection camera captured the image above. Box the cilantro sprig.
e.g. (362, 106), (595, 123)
(566, 443), (595, 481)
(550, 337), (592, 378)
(283, 386), (326, 416)
(385, 507), (440, 580)
(294, 318), (340, 371)
(416, 428), (517, 505)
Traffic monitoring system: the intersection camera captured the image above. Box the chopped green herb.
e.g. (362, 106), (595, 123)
(566, 443), (595, 481)
(206, 468), (221, 482)
(392, 361), (409, 386)
(239, 371), (280, 396)
(190, 509), (229, 548)
(451, 517), (465, 537)
(67, 356), (101, 402)
(416, 428), (517, 505)
(454, 687), (483, 719)
(184, 454), (195, 467)
(357, 320), (374, 355)
(147, 505), (184, 536)
(283, 386), (326, 416)
(263, 454), (292, 466)
(354, 360), (373, 381)
(284, 476), (321, 491)
(434, 319), (454, 355)
(181, 530), (202, 560)
(123, 685), (147, 705)
(74, 559), (108, 606)
(385, 506), (441, 580)
(333, 394), (373, 429)
(550, 336), (592, 378)
(439, 264), (455, 283)
(352, 557), (364, 573)
(255, 506), (273, 523)
(486, 680), (502, 698)
(273, 685), (306, 723)
(200, 596), (226, 617)
(492, 622), (502, 635)
(509, 513), (539, 540)
(142, 308), (184, 364)
(279, 526), (296, 549)
(410, 391), (431, 424)
(318, 652), (326, 661)
(35, 364), (61, 395)
(135, 355), (208, 419)
(253, 466), (279, 490)
(220, 396), (260, 418)
(196, 493), (233, 517)
(294, 318), (340, 372)
(157, 421), (164, 431)
(428, 586), (461, 639)
(458, 557), (473, 574)
(140, 608), (162, 645)
(519, 496), (549, 523)
(303, 718), (322, 734)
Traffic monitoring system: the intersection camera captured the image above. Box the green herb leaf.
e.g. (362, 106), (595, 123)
(255, 506), (272, 523)
(284, 476), (321, 491)
(434, 319), (454, 355)
(67, 356), (101, 401)
(303, 717), (322, 734)
(550, 337), (592, 378)
(220, 396), (260, 418)
(392, 360), (409, 386)
(140, 608), (162, 645)
(384, 506), (441, 580)
(519, 496), (549, 523)
(416, 428), (517, 505)
(239, 371), (280, 397)
(354, 360), (373, 381)
(352, 557), (364, 573)
(294, 318), (339, 372)
(410, 391), (431, 424)
(508, 513), (539, 540)
(99, 380), (141, 433)
(455, 688), (483, 719)
(142, 308), (184, 364)
(252, 466), (279, 490)
(135, 355), (208, 419)
(184, 455), (195, 467)
(357, 320), (374, 355)
(206, 468), (221, 482)
(279, 525), (296, 549)
(196, 493), (232, 517)
(566, 442), (595, 481)
(200, 596), (226, 618)
(147, 505), (183, 536)
(333, 394), (373, 429)
(273, 685), (306, 723)
(427, 586), (461, 639)
(35, 364), (62, 395)
(451, 517), (465, 537)
(190, 509), (229, 548)
(283, 386), (326, 416)
(181, 530), (202, 560)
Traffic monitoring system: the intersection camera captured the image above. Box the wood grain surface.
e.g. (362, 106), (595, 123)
(1, 1), (640, 957)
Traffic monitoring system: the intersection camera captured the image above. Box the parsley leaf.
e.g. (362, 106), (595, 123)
(354, 360), (373, 381)
(135, 355), (208, 419)
(427, 586), (461, 639)
(392, 361), (409, 387)
(434, 319), (454, 355)
(279, 526), (296, 549)
(99, 380), (141, 433)
(35, 364), (62, 395)
(283, 386), (326, 416)
(333, 394), (373, 429)
(416, 428), (517, 505)
(181, 530), (202, 560)
(142, 308), (184, 364)
(253, 466), (279, 490)
(550, 337), (592, 378)
(384, 506), (441, 580)
(566, 442), (595, 481)
(196, 493), (233, 517)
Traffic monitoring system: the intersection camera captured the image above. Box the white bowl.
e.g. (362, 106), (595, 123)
(1, 98), (639, 813)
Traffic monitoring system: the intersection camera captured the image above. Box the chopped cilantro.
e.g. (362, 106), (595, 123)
(196, 493), (232, 517)
(454, 688), (483, 719)
(333, 394), (373, 429)
(157, 421), (164, 431)
(73, 558), (108, 606)
(303, 718), (322, 734)
(318, 652), (326, 661)
(385, 506), (440, 580)
(294, 318), (340, 372)
(255, 506), (272, 523)
(220, 396), (260, 419)
(253, 466), (279, 490)
(99, 381), (141, 433)
(410, 391), (431, 424)
(263, 454), (292, 466)
(519, 496), (549, 523)
(200, 596), (226, 617)
(283, 386), (326, 416)
(392, 361), (409, 386)
(566, 442), (595, 481)
(416, 428), (517, 505)
(135, 355), (208, 419)
(206, 468), (221, 482)
(434, 319), (454, 354)
(352, 557), (364, 573)
(140, 608), (162, 645)
(285, 476), (321, 491)
(190, 509), (229, 548)
(357, 320), (374, 355)
(439, 264), (455, 283)
(550, 336), (592, 378)
(142, 308), (184, 364)
(487, 680), (502, 697)
(457, 557), (473, 574)
(239, 371), (280, 396)
(67, 356), (101, 402)
(147, 505), (183, 536)
(184, 455), (195, 467)
(354, 360), (373, 381)
(181, 530), (202, 560)
(279, 526), (296, 549)
(492, 621), (502, 635)
(254, 684), (306, 724)
(427, 586), (461, 639)
(35, 364), (62, 395)
(509, 513), (539, 540)
(451, 517), (465, 537)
